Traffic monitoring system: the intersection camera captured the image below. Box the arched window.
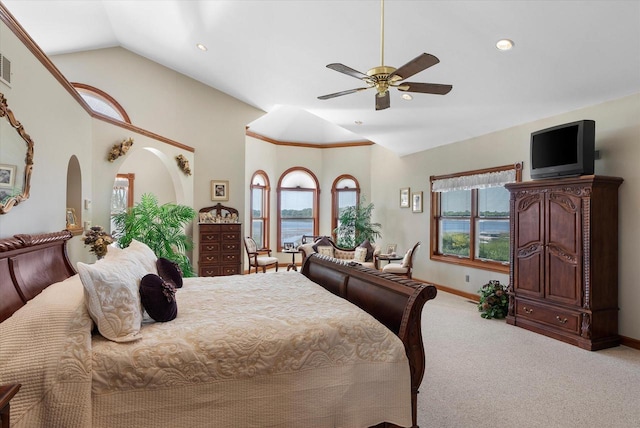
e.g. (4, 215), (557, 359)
(331, 175), (360, 244)
(277, 167), (319, 250)
(72, 83), (131, 123)
(250, 171), (270, 249)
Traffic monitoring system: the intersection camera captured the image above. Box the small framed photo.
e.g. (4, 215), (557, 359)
(400, 187), (410, 208)
(283, 242), (295, 251)
(386, 244), (397, 255)
(66, 207), (80, 230)
(0, 164), (16, 188)
(412, 191), (423, 213)
(211, 180), (229, 201)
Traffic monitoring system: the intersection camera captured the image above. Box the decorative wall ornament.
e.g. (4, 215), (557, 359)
(107, 137), (134, 162)
(176, 154), (192, 176)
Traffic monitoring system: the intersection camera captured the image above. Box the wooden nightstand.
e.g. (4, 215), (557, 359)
(0, 384), (21, 428)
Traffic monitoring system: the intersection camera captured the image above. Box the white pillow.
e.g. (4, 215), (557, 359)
(77, 252), (147, 342)
(401, 248), (413, 268)
(124, 239), (158, 275)
(354, 247), (368, 262)
(316, 245), (334, 257)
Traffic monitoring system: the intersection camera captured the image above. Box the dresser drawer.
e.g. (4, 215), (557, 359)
(200, 253), (220, 264)
(220, 224), (241, 232)
(199, 265), (221, 277)
(221, 265), (241, 275)
(222, 232), (240, 241)
(515, 299), (581, 334)
(222, 242), (240, 252)
(200, 243), (220, 254)
(221, 253), (239, 263)
(201, 232), (221, 242)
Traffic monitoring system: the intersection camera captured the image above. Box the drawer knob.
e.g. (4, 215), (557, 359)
(556, 316), (568, 324)
(523, 307), (533, 314)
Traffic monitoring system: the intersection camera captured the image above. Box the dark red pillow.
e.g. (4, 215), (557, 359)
(156, 257), (183, 288)
(140, 274), (177, 322)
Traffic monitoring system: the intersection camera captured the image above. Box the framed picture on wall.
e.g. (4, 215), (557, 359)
(400, 187), (410, 208)
(66, 207), (81, 231)
(211, 180), (229, 201)
(0, 164), (16, 188)
(412, 191), (423, 213)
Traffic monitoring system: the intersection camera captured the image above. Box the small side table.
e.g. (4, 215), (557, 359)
(284, 249), (299, 271)
(375, 254), (403, 270)
(0, 384), (21, 428)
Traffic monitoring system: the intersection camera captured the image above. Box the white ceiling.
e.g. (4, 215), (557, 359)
(3, 0), (639, 156)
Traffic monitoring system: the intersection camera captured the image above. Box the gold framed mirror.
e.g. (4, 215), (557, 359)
(0, 92), (34, 214)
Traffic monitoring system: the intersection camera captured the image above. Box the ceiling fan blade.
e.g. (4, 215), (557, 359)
(389, 53), (440, 81)
(326, 63), (370, 80)
(397, 82), (453, 95)
(318, 87), (370, 100)
(375, 91), (390, 110)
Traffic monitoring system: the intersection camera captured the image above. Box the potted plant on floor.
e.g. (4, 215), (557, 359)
(333, 197), (382, 248)
(478, 280), (508, 319)
(111, 193), (197, 276)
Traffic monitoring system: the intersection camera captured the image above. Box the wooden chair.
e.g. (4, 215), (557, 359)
(382, 241), (420, 279)
(244, 236), (279, 273)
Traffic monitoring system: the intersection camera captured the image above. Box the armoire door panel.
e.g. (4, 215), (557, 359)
(545, 250), (581, 306)
(515, 249), (544, 297)
(547, 193), (581, 254)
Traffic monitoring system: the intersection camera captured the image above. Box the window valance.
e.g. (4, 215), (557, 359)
(432, 169), (517, 193)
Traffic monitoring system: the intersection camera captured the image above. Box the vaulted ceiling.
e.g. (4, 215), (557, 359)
(3, 0), (639, 155)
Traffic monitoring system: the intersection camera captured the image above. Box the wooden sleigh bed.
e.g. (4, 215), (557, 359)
(0, 230), (437, 428)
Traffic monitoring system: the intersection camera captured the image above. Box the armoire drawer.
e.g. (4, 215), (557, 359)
(515, 299), (581, 335)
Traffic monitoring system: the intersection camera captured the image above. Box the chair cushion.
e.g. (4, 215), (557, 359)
(401, 248), (413, 268)
(316, 245), (335, 257)
(256, 256), (278, 266)
(382, 264), (409, 275)
(245, 237), (257, 253)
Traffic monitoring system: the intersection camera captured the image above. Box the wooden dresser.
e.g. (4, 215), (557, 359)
(198, 204), (242, 277)
(505, 175), (623, 350)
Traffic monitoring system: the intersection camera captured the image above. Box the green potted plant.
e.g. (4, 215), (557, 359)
(333, 197), (382, 248)
(478, 280), (508, 319)
(111, 193), (197, 276)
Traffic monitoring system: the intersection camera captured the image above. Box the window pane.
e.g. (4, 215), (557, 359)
(440, 190), (471, 217)
(252, 219), (264, 248)
(478, 187), (510, 217)
(252, 188), (263, 217)
(439, 219), (470, 257)
(338, 191), (357, 212)
(281, 219), (313, 245)
(281, 191), (313, 218)
(476, 219), (510, 262)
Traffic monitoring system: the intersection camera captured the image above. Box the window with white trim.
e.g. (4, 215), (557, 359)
(250, 171), (270, 249)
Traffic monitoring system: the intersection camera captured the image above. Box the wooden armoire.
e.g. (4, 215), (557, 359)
(198, 204), (242, 277)
(505, 175), (623, 350)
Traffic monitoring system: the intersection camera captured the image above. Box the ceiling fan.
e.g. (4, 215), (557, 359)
(318, 0), (452, 111)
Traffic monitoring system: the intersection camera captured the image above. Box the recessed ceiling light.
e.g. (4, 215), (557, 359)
(496, 39), (514, 51)
(401, 93), (413, 101)
(355, 120), (363, 125)
(196, 43), (208, 51)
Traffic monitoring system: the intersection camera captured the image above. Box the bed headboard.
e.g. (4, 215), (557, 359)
(0, 230), (75, 322)
(300, 254), (437, 428)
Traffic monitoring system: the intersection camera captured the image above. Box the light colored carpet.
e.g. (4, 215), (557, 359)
(418, 291), (640, 428)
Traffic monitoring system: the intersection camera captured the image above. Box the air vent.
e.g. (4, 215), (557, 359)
(0, 53), (11, 87)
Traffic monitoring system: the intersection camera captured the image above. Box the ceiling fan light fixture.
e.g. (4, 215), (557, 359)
(496, 39), (514, 51)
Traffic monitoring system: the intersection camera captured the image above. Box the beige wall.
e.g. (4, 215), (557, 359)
(371, 93), (640, 340)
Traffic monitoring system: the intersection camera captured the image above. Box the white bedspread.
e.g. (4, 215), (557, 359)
(92, 272), (411, 427)
(1, 271), (412, 428)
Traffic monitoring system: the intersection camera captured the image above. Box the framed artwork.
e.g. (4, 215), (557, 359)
(66, 208), (80, 230)
(412, 191), (423, 213)
(400, 187), (410, 208)
(211, 180), (229, 201)
(386, 244), (397, 255)
(0, 164), (16, 188)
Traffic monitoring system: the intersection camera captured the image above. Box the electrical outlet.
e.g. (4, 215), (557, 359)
(465, 275), (470, 282)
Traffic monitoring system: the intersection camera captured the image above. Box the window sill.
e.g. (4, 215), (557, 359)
(430, 254), (509, 274)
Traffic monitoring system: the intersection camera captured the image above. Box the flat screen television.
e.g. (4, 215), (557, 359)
(530, 120), (595, 180)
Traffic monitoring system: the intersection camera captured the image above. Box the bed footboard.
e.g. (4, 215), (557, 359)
(301, 254), (437, 428)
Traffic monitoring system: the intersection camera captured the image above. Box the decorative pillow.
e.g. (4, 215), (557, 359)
(156, 257), (183, 288)
(312, 236), (333, 253)
(316, 245), (335, 257)
(140, 274), (178, 322)
(124, 239), (158, 275)
(354, 247), (368, 263)
(77, 255), (146, 342)
(401, 248), (413, 268)
(357, 239), (375, 261)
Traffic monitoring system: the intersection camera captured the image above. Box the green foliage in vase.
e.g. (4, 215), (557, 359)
(333, 197), (382, 248)
(478, 280), (509, 319)
(111, 193), (197, 277)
